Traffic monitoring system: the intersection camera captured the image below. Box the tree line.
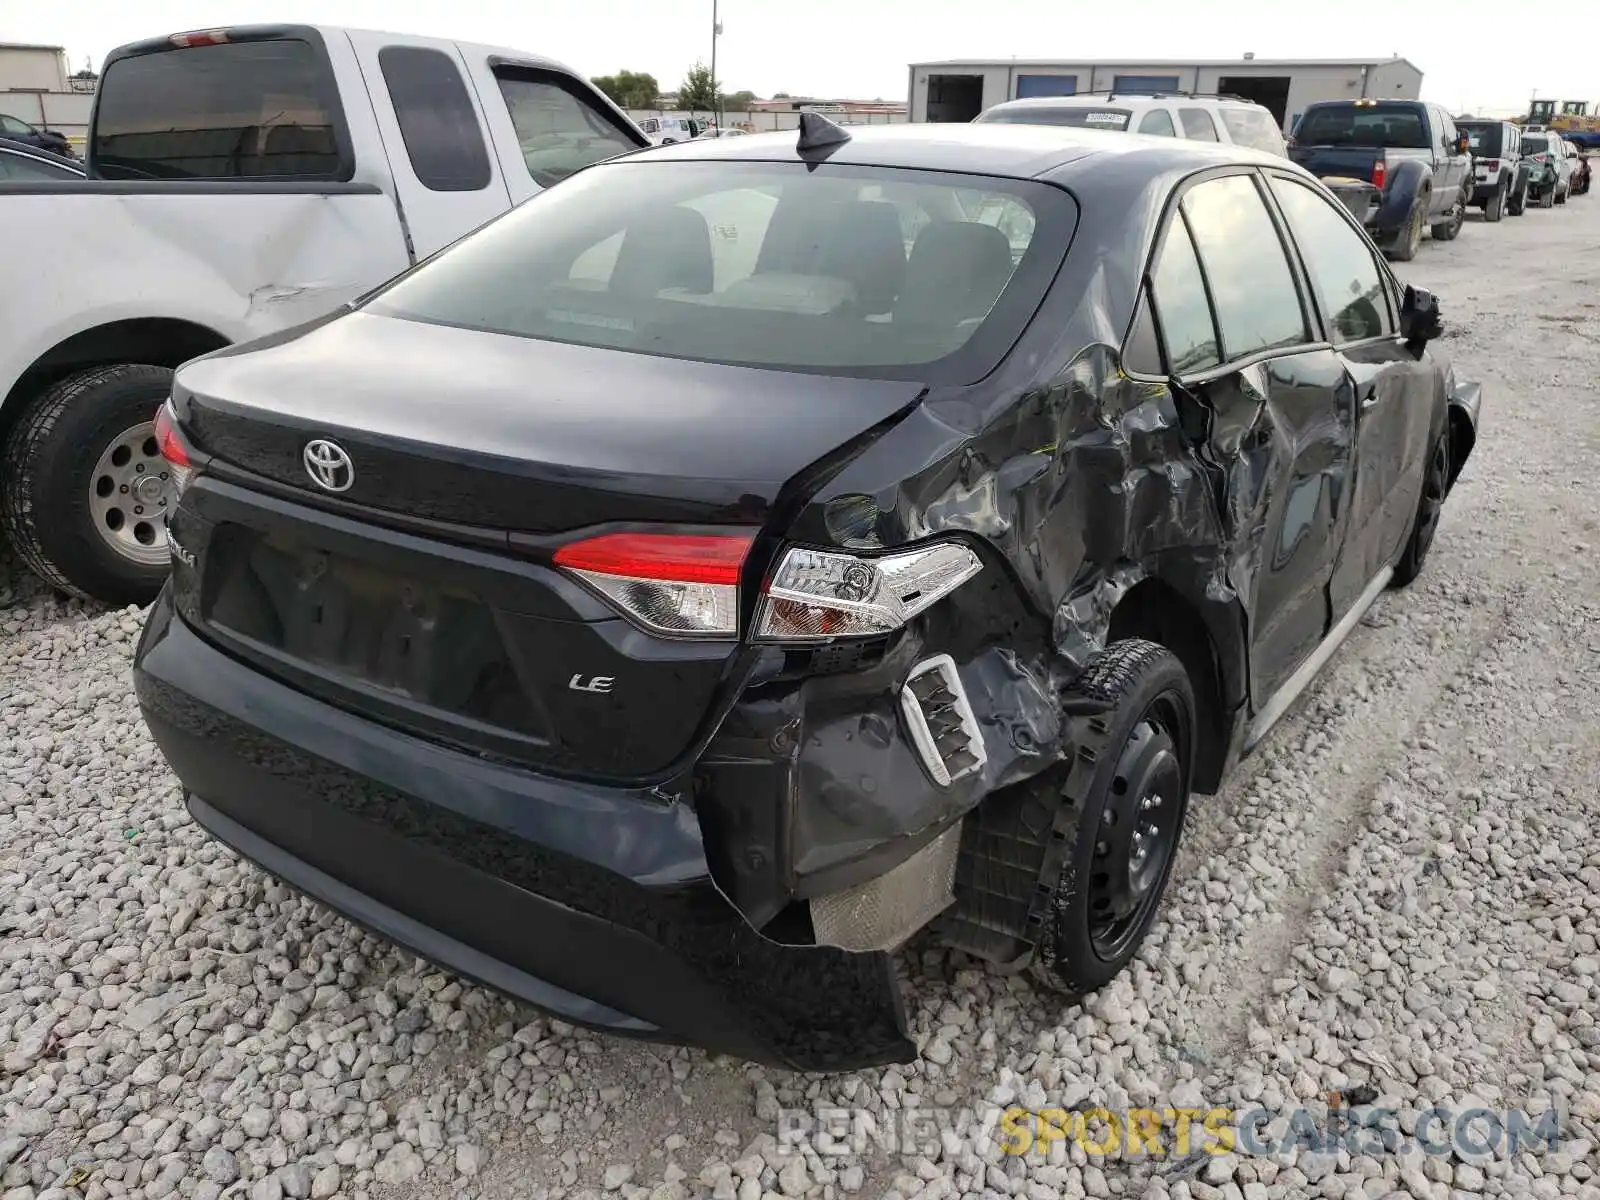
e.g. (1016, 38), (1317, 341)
(592, 64), (765, 113)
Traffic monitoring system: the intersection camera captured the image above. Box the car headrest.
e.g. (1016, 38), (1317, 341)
(610, 205), (714, 298)
(895, 221), (1016, 328)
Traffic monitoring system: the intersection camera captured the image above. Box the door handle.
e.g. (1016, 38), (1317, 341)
(1359, 388), (1379, 411)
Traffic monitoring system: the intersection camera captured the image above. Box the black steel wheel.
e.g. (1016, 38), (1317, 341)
(1431, 191), (1466, 241)
(1391, 428), (1450, 588)
(1029, 639), (1195, 995)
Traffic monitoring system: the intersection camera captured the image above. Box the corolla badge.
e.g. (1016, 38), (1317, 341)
(303, 439), (355, 493)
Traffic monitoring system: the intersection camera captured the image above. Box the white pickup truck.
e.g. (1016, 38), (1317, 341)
(0, 24), (647, 605)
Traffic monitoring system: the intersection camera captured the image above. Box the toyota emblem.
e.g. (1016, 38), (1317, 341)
(303, 439), (355, 493)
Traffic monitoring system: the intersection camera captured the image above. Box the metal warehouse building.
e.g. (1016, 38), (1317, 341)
(908, 56), (1423, 132)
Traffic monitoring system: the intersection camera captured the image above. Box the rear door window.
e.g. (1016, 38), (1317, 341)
(493, 68), (642, 188)
(378, 45), (491, 192)
(92, 38), (348, 179)
(0, 152), (78, 179)
(1138, 109), (1177, 137)
(1180, 173), (1308, 360)
(1179, 108), (1220, 141)
(1145, 212), (1220, 375)
(1219, 108), (1287, 156)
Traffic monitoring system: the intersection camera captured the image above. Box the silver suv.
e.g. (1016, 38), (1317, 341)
(975, 92), (1288, 157)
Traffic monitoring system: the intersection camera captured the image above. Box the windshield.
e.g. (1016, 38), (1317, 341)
(364, 159), (1078, 382)
(1459, 124), (1502, 157)
(1295, 105), (1428, 150)
(978, 106), (1132, 131)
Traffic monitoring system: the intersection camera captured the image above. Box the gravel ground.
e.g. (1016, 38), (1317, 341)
(4, 197), (1599, 1200)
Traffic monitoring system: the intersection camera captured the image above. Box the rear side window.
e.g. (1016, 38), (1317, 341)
(1296, 104), (1428, 150)
(1219, 108), (1287, 156)
(1461, 124), (1503, 157)
(1181, 174), (1308, 359)
(1138, 109), (1177, 137)
(1146, 214), (1220, 375)
(1267, 176), (1392, 342)
(1179, 108), (1219, 141)
(93, 39), (347, 180)
(365, 160), (1078, 383)
(980, 105), (1131, 131)
(494, 69), (642, 188)
(379, 46), (491, 192)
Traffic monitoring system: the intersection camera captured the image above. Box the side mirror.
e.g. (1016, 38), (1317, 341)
(1400, 285), (1442, 349)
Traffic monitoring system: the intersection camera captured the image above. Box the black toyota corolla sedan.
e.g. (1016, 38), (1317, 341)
(135, 116), (1479, 1071)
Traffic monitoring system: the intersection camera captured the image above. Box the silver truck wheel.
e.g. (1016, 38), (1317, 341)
(0, 363), (176, 605)
(86, 421), (174, 568)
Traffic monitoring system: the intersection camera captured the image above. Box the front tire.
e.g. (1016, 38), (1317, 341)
(1555, 184), (1568, 205)
(1028, 640), (1195, 995)
(1391, 428), (1450, 588)
(1431, 189), (1466, 241)
(0, 364), (176, 606)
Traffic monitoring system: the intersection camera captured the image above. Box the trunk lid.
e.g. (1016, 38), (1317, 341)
(175, 310), (923, 532)
(172, 310), (925, 779)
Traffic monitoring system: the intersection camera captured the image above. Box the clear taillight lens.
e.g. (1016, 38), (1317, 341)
(553, 532), (754, 639)
(153, 402), (194, 497)
(755, 542), (982, 642)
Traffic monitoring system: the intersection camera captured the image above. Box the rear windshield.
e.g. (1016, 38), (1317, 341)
(1459, 124), (1503, 157)
(979, 105), (1132, 131)
(1218, 107), (1287, 156)
(364, 160), (1077, 382)
(1296, 105), (1428, 150)
(1522, 135), (1550, 156)
(93, 38), (347, 180)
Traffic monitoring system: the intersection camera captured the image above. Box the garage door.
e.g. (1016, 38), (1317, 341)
(1112, 74), (1182, 93)
(1015, 74), (1078, 98)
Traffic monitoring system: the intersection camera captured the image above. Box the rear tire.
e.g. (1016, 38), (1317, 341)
(0, 364), (176, 607)
(1540, 184), (1555, 209)
(1484, 179), (1506, 222)
(1391, 428), (1450, 589)
(1386, 200), (1425, 262)
(1027, 640), (1195, 996)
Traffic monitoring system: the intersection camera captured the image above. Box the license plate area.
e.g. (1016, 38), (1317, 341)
(203, 525), (548, 740)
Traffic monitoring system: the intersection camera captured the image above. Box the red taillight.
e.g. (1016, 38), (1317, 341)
(554, 532), (752, 585)
(553, 532), (754, 638)
(1533, 153), (1547, 163)
(1371, 159), (1386, 190)
(1483, 159), (1500, 171)
(152, 403), (191, 469)
(169, 29), (231, 47)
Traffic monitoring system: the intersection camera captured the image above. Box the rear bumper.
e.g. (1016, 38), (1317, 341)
(134, 590), (916, 1071)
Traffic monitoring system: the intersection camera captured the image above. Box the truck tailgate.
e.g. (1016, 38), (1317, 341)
(1288, 145), (1382, 183)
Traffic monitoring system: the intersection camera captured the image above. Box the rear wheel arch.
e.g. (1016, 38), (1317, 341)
(1105, 577), (1237, 794)
(1, 317), (231, 443)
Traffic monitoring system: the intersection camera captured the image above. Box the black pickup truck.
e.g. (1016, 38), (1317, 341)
(1289, 99), (1475, 261)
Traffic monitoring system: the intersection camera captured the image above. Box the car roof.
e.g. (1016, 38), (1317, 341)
(0, 137), (83, 171)
(629, 121), (1288, 180)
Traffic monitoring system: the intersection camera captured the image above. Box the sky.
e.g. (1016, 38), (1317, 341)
(2, 0), (1591, 116)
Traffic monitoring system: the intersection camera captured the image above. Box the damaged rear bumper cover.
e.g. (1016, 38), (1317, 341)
(133, 595), (916, 1072)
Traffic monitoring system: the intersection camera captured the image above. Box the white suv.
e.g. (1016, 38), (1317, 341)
(975, 93), (1288, 157)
